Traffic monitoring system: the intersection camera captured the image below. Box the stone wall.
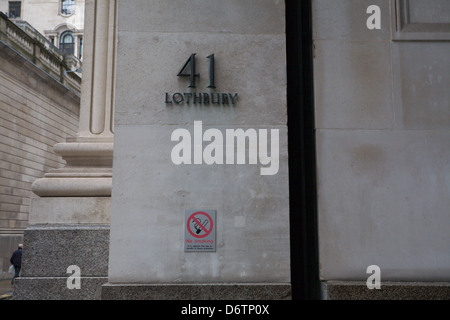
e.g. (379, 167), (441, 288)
(313, 0), (450, 297)
(0, 35), (79, 278)
(105, 0), (290, 299)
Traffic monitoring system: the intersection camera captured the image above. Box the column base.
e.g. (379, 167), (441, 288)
(31, 140), (114, 197)
(31, 177), (112, 197)
(321, 281), (450, 300)
(13, 277), (108, 300)
(101, 283), (292, 300)
(13, 224), (110, 300)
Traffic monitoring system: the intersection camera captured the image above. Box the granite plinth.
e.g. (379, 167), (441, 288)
(322, 281), (450, 300)
(20, 225), (110, 277)
(12, 224), (110, 300)
(101, 283), (291, 300)
(13, 277), (108, 300)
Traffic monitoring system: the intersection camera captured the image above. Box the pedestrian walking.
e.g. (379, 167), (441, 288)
(9, 244), (23, 285)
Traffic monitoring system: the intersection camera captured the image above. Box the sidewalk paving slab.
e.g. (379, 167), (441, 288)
(0, 279), (13, 300)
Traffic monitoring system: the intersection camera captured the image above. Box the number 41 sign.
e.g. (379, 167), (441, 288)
(177, 53), (216, 89)
(164, 53), (238, 106)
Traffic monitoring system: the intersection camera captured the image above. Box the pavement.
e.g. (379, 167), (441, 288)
(0, 278), (14, 300)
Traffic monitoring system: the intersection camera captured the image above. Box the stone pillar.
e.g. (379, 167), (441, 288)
(102, 0), (290, 300)
(13, 0), (117, 300)
(31, 0), (116, 197)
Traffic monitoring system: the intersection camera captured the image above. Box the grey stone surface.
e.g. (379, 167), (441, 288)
(317, 129), (450, 281)
(109, 0), (290, 287)
(322, 281), (450, 300)
(392, 41), (450, 130)
(312, 0), (391, 41)
(314, 0), (450, 285)
(12, 224), (110, 299)
(109, 125), (290, 283)
(408, 0), (450, 24)
(13, 277), (108, 300)
(118, 0), (285, 34)
(314, 40), (393, 130)
(29, 197), (111, 225)
(20, 225), (110, 277)
(101, 283), (291, 300)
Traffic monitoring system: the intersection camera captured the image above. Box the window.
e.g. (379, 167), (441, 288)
(60, 31), (75, 56)
(8, 1), (21, 19)
(61, 0), (75, 15)
(79, 37), (83, 59)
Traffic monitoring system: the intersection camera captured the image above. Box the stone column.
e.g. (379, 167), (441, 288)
(102, 0), (290, 300)
(31, 0), (116, 197)
(13, 0), (116, 300)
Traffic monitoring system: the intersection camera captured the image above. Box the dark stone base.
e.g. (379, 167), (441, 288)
(13, 224), (110, 300)
(101, 283), (292, 300)
(20, 225), (110, 278)
(321, 281), (450, 300)
(13, 277), (108, 300)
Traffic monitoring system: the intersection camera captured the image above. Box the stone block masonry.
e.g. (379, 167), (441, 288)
(0, 18), (80, 278)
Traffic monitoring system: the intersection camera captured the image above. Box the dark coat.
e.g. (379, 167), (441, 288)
(10, 248), (22, 267)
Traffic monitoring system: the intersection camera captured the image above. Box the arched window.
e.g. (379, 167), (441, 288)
(61, 0), (75, 15)
(60, 31), (75, 55)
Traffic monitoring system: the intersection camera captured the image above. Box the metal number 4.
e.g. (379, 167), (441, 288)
(177, 53), (216, 88)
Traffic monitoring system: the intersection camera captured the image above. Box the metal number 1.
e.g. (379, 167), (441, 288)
(206, 54), (216, 88)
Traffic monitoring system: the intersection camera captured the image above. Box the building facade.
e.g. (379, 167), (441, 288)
(0, 0), (85, 59)
(0, 11), (81, 279)
(0, 0), (84, 280)
(8, 0), (450, 300)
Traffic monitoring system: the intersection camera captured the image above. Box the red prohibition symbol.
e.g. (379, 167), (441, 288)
(187, 211), (213, 238)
